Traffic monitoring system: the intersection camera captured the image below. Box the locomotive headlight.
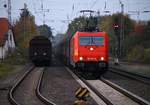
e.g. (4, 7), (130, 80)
(79, 57), (83, 61)
(90, 47), (94, 51)
(34, 52), (37, 56)
(101, 57), (104, 61)
(43, 52), (47, 56)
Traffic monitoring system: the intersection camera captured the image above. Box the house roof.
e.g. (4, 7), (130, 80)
(0, 18), (9, 46)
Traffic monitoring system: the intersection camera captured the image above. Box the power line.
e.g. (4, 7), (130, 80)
(118, 0), (124, 57)
(128, 10), (150, 21)
(90, 0), (98, 9)
(31, 0), (37, 14)
(35, 0), (50, 25)
(141, 5), (150, 10)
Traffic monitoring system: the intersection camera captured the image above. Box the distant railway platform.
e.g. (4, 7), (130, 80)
(103, 59), (150, 103)
(110, 59), (150, 78)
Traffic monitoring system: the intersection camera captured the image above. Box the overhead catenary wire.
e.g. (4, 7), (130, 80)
(31, 0), (37, 14)
(90, 0), (98, 9)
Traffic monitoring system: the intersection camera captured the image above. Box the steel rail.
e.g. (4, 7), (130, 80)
(36, 67), (57, 105)
(8, 65), (34, 105)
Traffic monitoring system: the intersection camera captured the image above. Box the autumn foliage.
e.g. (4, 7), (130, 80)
(13, 6), (38, 55)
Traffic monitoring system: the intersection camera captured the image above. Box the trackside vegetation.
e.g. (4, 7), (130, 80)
(0, 50), (27, 78)
(0, 4), (35, 77)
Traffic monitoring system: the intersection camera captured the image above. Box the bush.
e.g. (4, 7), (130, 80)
(3, 50), (28, 65)
(127, 46), (144, 62)
(143, 48), (150, 63)
(0, 63), (14, 78)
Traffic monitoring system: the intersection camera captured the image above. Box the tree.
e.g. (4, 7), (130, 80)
(100, 13), (135, 57)
(38, 24), (53, 38)
(13, 4), (38, 55)
(66, 16), (98, 39)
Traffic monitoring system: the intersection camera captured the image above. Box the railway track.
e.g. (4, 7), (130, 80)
(66, 67), (150, 105)
(101, 76), (150, 105)
(8, 66), (56, 105)
(36, 67), (57, 105)
(7, 63), (150, 105)
(102, 67), (150, 104)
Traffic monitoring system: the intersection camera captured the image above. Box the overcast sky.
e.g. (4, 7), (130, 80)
(0, 0), (150, 35)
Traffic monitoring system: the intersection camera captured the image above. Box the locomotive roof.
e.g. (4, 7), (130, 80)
(73, 31), (108, 37)
(30, 36), (51, 44)
(31, 36), (49, 40)
(76, 31), (107, 34)
(30, 36), (51, 41)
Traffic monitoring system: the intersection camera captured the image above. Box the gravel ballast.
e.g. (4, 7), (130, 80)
(41, 65), (98, 105)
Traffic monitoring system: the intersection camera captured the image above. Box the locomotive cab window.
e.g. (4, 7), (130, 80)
(79, 36), (104, 46)
(79, 37), (91, 45)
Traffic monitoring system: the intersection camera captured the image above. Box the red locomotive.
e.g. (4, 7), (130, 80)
(69, 31), (109, 73)
(54, 10), (109, 74)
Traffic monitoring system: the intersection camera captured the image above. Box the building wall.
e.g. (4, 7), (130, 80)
(7, 29), (15, 49)
(0, 29), (15, 60)
(0, 42), (8, 60)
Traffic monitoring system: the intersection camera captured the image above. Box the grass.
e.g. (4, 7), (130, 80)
(0, 63), (14, 78)
(3, 51), (28, 65)
(0, 51), (28, 78)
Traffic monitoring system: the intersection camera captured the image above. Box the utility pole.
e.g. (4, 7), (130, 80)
(40, 0), (49, 25)
(119, 0), (124, 57)
(20, 3), (28, 38)
(97, 11), (100, 29)
(8, 0), (11, 28)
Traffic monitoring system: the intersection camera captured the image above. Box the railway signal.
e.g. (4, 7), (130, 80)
(113, 24), (120, 35)
(113, 23), (121, 60)
(113, 24), (119, 29)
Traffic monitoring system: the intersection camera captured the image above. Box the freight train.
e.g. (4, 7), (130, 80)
(55, 31), (109, 74)
(29, 36), (52, 66)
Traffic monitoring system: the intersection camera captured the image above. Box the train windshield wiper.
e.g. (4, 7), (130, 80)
(91, 37), (96, 45)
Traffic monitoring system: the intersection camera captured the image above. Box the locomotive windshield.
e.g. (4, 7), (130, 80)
(79, 36), (104, 46)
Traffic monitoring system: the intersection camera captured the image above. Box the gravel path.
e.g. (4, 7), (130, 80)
(14, 68), (45, 105)
(41, 58), (98, 105)
(110, 61), (150, 78)
(103, 71), (150, 102)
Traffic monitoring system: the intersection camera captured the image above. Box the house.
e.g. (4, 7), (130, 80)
(0, 18), (15, 60)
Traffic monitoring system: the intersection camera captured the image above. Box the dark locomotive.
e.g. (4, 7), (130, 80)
(29, 36), (52, 66)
